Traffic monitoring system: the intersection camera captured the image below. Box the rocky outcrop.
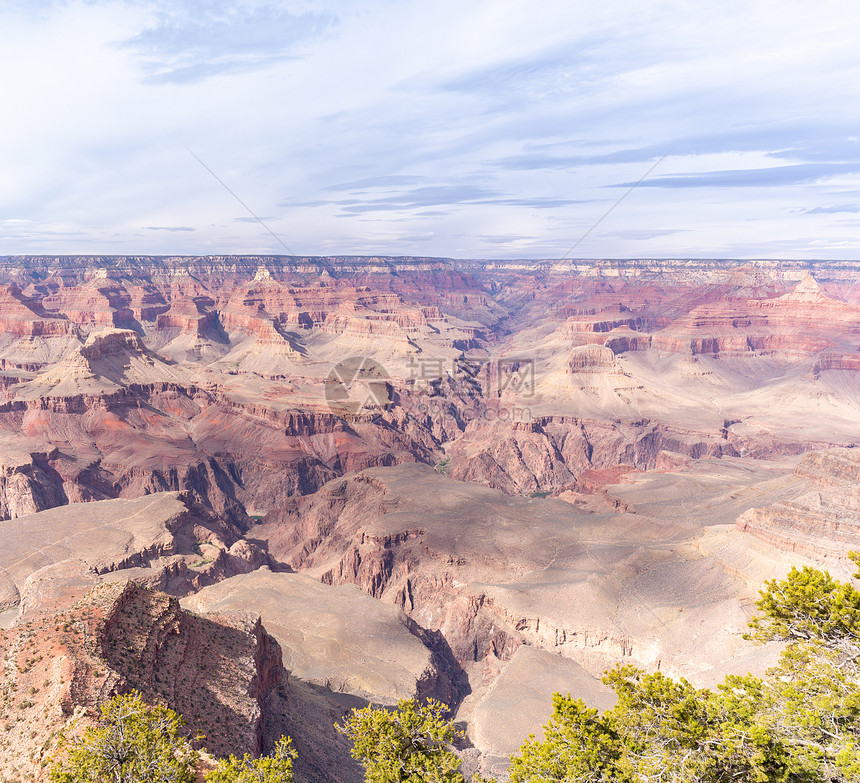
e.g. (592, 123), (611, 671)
(736, 448), (860, 560)
(0, 492), (266, 616)
(101, 582), (289, 756)
(0, 581), (291, 781)
(0, 382), (440, 522)
(446, 417), (738, 495)
(652, 275), (860, 358)
(567, 344), (619, 372)
(183, 569), (456, 706)
(604, 331), (652, 354)
(0, 446), (68, 519)
(0, 284), (77, 338)
(79, 327), (147, 359)
(810, 352), (860, 375)
(561, 307), (656, 337)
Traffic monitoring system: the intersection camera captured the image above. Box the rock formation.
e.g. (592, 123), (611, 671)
(0, 492), (267, 619)
(736, 448), (860, 560)
(183, 569), (452, 706)
(0, 255), (857, 777)
(0, 581), (289, 781)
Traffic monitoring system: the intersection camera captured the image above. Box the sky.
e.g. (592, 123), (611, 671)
(1, 0), (860, 260)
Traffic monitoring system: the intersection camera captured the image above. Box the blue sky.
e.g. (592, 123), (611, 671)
(1, 0), (859, 259)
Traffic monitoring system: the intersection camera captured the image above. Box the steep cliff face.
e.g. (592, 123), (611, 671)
(0, 581), (290, 781)
(0, 284), (77, 338)
(0, 384), (439, 523)
(0, 446), (68, 519)
(99, 582), (289, 756)
(651, 276), (860, 358)
(446, 416), (739, 495)
(736, 448), (860, 560)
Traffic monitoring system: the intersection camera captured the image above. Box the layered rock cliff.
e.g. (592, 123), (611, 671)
(736, 448), (860, 560)
(0, 581), (290, 781)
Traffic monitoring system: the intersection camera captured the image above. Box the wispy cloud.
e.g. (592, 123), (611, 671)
(604, 228), (686, 240)
(801, 204), (860, 215)
(613, 162), (860, 189)
(434, 38), (641, 110)
(330, 184), (589, 215)
(122, 2), (335, 84)
(477, 234), (535, 244)
(321, 174), (429, 192)
(497, 126), (860, 172)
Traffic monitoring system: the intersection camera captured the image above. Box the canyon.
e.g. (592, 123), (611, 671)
(0, 255), (858, 780)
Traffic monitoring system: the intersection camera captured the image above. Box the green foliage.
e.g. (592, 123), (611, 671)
(205, 736), (297, 783)
(49, 691), (199, 783)
(752, 642), (860, 780)
(746, 563), (860, 646)
(508, 694), (625, 783)
(509, 558), (860, 783)
(336, 698), (465, 783)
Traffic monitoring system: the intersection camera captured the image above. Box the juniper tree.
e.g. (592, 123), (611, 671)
(337, 698), (465, 783)
(49, 691), (199, 783)
(205, 736), (297, 783)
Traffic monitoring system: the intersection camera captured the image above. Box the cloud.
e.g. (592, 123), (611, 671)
(321, 175), (428, 192)
(434, 37), (638, 109)
(604, 229), (685, 240)
(612, 162), (860, 189)
(477, 234), (535, 244)
(142, 225), (196, 231)
(495, 125), (860, 172)
(329, 184), (589, 215)
(801, 204), (860, 215)
(122, 3), (335, 84)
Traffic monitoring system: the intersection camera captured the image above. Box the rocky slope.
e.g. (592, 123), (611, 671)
(0, 581), (289, 782)
(0, 492), (267, 621)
